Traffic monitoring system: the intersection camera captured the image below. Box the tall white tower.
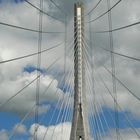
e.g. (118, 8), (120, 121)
(70, 2), (90, 140)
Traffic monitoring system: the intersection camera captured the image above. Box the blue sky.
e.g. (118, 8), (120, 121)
(0, 107), (140, 139)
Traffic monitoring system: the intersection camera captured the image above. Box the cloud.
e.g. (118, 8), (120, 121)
(29, 122), (71, 140)
(103, 128), (140, 140)
(13, 123), (27, 135)
(0, 0), (69, 117)
(0, 71), (66, 117)
(0, 0), (140, 139)
(82, 0), (140, 118)
(0, 130), (8, 140)
(29, 124), (140, 140)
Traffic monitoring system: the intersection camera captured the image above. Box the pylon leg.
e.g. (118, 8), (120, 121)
(70, 2), (90, 140)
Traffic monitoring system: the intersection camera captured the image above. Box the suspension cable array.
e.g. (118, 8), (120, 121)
(0, 0), (140, 140)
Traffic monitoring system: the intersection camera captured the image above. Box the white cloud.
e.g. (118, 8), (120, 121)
(0, 0), (69, 118)
(81, 0), (140, 118)
(29, 122), (71, 140)
(0, 130), (8, 140)
(0, 0), (139, 138)
(0, 71), (65, 117)
(13, 123), (27, 135)
(103, 128), (140, 140)
(88, 64), (140, 117)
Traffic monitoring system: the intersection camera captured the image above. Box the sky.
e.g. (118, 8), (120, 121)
(0, 0), (140, 140)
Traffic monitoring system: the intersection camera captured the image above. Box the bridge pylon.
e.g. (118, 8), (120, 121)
(70, 2), (90, 140)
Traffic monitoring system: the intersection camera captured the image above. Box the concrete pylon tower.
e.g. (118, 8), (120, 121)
(70, 2), (90, 140)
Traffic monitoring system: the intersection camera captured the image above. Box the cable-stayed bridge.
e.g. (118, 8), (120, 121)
(0, 0), (140, 140)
